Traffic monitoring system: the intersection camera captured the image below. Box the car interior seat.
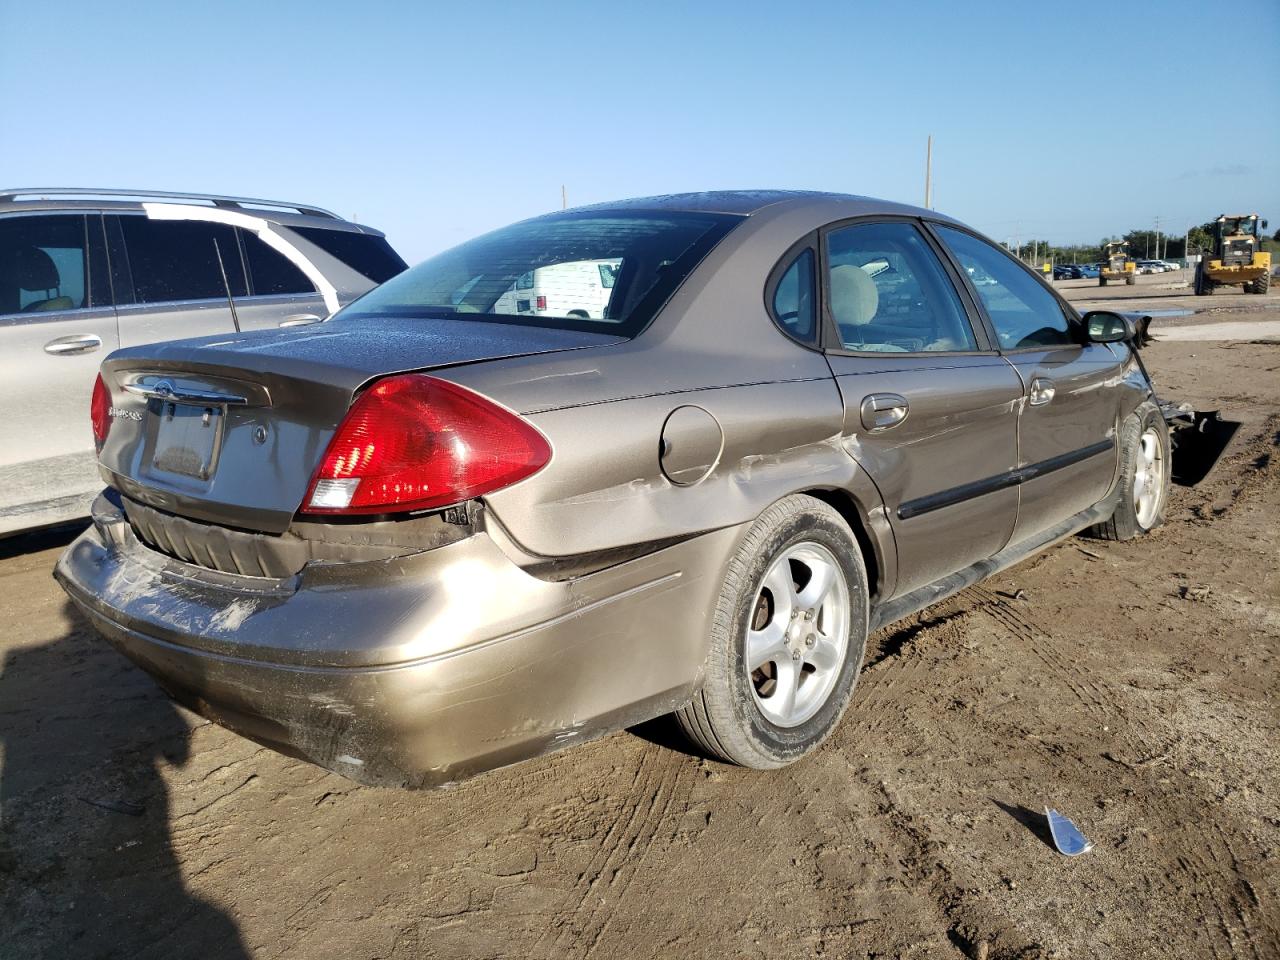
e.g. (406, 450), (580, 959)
(829, 263), (908, 352)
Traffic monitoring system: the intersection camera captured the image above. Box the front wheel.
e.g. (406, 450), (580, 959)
(1250, 272), (1270, 295)
(1092, 402), (1171, 541)
(676, 495), (869, 768)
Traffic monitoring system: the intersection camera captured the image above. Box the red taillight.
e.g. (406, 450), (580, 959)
(301, 375), (551, 516)
(91, 374), (111, 450)
(535, 295), (547, 311)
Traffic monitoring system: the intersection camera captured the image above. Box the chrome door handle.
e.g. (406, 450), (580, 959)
(1029, 378), (1056, 406)
(43, 333), (103, 356)
(279, 314), (322, 328)
(860, 393), (909, 432)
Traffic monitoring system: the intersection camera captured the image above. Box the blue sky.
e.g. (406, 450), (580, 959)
(3, 1), (1277, 261)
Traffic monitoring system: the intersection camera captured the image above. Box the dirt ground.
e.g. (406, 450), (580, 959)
(1, 283), (1278, 960)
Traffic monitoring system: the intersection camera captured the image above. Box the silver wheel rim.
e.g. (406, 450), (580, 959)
(1133, 425), (1165, 528)
(745, 541), (850, 728)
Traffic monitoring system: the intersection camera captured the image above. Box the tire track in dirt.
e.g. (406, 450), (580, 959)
(577, 757), (695, 959)
(530, 743), (691, 959)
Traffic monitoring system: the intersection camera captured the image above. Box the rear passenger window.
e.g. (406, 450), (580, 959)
(119, 218), (247, 303)
(0, 214), (98, 315)
(825, 221), (977, 352)
(771, 248), (817, 343)
(935, 225), (1075, 349)
(238, 230), (314, 296)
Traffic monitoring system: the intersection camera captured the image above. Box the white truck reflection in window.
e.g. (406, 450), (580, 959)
(493, 259), (621, 320)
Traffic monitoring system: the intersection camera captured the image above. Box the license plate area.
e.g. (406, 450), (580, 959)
(149, 401), (225, 481)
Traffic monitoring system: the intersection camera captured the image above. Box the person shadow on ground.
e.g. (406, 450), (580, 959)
(0, 593), (249, 960)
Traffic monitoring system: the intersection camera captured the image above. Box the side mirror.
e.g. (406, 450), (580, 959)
(1083, 310), (1136, 343)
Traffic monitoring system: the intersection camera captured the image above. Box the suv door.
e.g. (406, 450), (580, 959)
(0, 213), (118, 532)
(818, 219), (1024, 598)
(110, 215), (249, 346)
(108, 216), (332, 344)
(933, 225), (1124, 544)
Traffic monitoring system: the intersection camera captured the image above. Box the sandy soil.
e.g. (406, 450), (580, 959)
(1, 291), (1277, 960)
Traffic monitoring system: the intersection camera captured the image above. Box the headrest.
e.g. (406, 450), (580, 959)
(5, 246), (62, 291)
(829, 264), (879, 327)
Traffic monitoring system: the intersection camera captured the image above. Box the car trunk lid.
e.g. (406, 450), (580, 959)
(97, 317), (623, 534)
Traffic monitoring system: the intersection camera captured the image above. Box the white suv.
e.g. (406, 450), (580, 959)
(0, 188), (408, 536)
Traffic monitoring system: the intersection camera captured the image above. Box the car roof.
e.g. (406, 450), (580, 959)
(0, 187), (384, 236)
(563, 189), (943, 220)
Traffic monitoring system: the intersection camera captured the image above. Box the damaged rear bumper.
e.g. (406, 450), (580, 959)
(55, 494), (738, 786)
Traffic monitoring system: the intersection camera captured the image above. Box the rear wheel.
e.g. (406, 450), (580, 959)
(676, 495), (868, 768)
(1092, 402), (1170, 541)
(1099, 277), (1108, 287)
(1195, 264), (1214, 295)
(1125, 273), (1136, 285)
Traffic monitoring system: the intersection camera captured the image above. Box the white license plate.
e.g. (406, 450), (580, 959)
(151, 402), (223, 480)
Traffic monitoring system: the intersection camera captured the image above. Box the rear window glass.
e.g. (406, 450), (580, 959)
(335, 211), (741, 337)
(292, 227), (408, 283)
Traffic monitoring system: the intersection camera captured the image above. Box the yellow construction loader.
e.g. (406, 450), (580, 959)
(1195, 214), (1271, 295)
(1099, 241), (1136, 286)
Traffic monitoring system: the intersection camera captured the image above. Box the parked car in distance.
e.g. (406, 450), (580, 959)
(0, 188), (408, 536)
(57, 191), (1171, 789)
(1159, 260), (1182, 271)
(1077, 264), (1100, 278)
(492, 258), (619, 319)
(1052, 264), (1075, 280)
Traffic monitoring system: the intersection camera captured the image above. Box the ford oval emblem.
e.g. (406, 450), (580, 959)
(153, 379), (174, 398)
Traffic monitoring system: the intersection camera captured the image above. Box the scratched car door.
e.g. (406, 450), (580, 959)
(933, 224), (1124, 545)
(820, 218), (1023, 597)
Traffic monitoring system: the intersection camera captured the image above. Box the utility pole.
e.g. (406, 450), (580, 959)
(924, 135), (932, 209)
(561, 185), (567, 210)
(1154, 215), (1161, 260)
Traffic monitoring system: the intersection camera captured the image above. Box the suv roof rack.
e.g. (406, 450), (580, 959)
(0, 187), (340, 220)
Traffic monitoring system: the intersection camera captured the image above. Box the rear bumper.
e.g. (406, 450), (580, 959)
(56, 494), (739, 786)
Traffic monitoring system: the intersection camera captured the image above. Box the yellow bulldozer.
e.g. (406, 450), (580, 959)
(1195, 213), (1271, 295)
(1099, 241), (1136, 287)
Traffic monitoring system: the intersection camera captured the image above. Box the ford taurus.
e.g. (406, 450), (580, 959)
(55, 191), (1170, 786)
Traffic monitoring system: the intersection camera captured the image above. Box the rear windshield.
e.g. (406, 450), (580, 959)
(334, 210), (741, 336)
(291, 226), (409, 283)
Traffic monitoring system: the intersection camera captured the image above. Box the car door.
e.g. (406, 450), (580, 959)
(932, 224), (1124, 545)
(108, 214), (249, 346)
(0, 213), (119, 531)
(819, 219), (1024, 598)
(230, 228), (329, 329)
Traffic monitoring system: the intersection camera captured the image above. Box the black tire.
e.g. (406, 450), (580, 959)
(1194, 264), (1208, 295)
(1250, 272), (1270, 295)
(1099, 277), (1108, 287)
(1091, 401), (1171, 541)
(1125, 274), (1136, 285)
(676, 495), (869, 768)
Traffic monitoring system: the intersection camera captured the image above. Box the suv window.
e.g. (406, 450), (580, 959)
(826, 221), (977, 352)
(291, 226), (408, 283)
(772, 247), (817, 343)
(238, 229), (314, 296)
(0, 214), (103, 315)
(119, 217), (247, 304)
(935, 226), (1075, 349)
